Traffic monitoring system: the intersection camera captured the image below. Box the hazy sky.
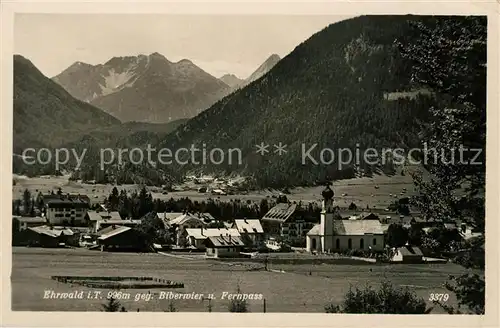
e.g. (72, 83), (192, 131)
(14, 14), (348, 79)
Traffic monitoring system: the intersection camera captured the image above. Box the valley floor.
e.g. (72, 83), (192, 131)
(12, 174), (417, 210)
(11, 247), (466, 313)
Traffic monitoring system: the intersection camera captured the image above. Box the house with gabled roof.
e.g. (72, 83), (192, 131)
(22, 225), (75, 247)
(184, 227), (240, 249)
(96, 225), (148, 252)
(85, 211), (124, 232)
(233, 218), (264, 247)
(43, 194), (90, 226)
(261, 203), (313, 242)
(13, 216), (47, 231)
(159, 211), (212, 247)
(390, 246), (424, 263)
(203, 235), (245, 258)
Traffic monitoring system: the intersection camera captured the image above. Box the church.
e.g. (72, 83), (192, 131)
(306, 185), (385, 253)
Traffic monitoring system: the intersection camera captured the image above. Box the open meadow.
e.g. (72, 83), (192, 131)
(11, 247), (467, 313)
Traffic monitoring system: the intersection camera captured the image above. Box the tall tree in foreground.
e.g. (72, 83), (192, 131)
(398, 15), (486, 314)
(325, 281), (432, 314)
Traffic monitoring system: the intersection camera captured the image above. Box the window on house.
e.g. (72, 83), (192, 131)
(360, 238), (364, 249)
(348, 238), (352, 249)
(336, 239), (340, 249)
(373, 238), (377, 246)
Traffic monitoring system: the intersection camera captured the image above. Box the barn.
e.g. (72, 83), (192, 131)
(97, 226), (149, 252)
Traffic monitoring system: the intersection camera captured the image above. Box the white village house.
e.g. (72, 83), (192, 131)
(184, 227), (241, 250)
(306, 186), (385, 253)
(204, 235), (245, 258)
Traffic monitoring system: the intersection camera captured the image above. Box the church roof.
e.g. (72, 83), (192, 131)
(333, 220), (385, 235)
(307, 224), (322, 236)
(261, 203), (297, 223)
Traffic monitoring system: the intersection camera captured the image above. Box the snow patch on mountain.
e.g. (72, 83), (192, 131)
(100, 67), (137, 95)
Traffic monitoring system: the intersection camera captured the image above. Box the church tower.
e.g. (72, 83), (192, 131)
(320, 184), (335, 252)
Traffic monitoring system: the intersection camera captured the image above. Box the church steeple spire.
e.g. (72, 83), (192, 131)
(321, 183), (335, 213)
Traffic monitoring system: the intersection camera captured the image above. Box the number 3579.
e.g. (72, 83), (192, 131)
(429, 293), (449, 302)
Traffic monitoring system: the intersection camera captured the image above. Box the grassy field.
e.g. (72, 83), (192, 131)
(11, 247), (466, 313)
(13, 173), (417, 210)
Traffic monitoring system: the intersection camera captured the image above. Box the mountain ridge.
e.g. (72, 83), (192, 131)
(52, 52), (230, 123)
(154, 15), (440, 188)
(13, 54), (121, 153)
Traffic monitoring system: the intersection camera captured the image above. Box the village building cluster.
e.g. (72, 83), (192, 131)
(12, 186), (480, 262)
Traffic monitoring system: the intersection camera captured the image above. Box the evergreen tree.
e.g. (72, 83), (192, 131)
(22, 189), (31, 215)
(399, 16), (486, 314)
(228, 285), (248, 313)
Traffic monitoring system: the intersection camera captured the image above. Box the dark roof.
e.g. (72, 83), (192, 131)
(43, 194), (90, 202)
(262, 203), (297, 223)
(97, 226), (132, 240)
(397, 246), (423, 257)
(14, 216), (46, 223)
(204, 235), (245, 248)
(28, 225), (74, 237)
(43, 194), (90, 208)
(360, 212), (380, 220)
(95, 225), (117, 236)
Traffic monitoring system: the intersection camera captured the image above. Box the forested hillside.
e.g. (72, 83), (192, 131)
(155, 15), (445, 187)
(13, 55), (121, 153)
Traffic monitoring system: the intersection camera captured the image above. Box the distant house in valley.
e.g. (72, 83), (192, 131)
(97, 226), (149, 252)
(43, 194), (90, 226)
(204, 235), (245, 258)
(390, 246), (424, 263)
(184, 227), (241, 250)
(13, 216), (47, 231)
(233, 218), (264, 247)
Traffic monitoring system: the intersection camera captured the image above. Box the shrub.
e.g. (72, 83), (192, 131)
(101, 297), (122, 312)
(325, 281), (431, 314)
